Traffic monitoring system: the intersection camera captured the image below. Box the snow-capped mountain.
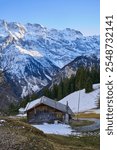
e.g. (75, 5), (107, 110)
(0, 20), (100, 98)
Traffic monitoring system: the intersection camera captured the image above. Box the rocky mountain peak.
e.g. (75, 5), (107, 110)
(0, 19), (100, 99)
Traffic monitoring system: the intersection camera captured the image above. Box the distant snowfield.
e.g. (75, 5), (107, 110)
(33, 123), (75, 136)
(59, 84), (100, 113)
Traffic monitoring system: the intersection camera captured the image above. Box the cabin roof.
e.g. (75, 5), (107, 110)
(25, 96), (73, 115)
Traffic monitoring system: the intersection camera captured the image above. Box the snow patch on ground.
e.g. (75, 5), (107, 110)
(0, 119), (6, 126)
(60, 84), (100, 113)
(33, 123), (74, 135)
(16, 114), (27, 117)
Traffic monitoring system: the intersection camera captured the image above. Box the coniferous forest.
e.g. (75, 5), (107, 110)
(43, 66), (100, 100)
(18, 66), (99, 109)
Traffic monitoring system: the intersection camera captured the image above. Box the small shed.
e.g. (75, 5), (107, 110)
(25, 96), (73, 124)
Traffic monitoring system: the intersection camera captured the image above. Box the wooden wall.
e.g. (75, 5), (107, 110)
(27, 104), (65, 124)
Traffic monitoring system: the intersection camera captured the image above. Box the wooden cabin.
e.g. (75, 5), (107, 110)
(25, 96), (73, 124)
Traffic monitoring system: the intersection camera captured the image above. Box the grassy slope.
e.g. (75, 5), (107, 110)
(47, 134), (99, 150)
(0, 117), (53, 150)
(75, 113), (100, 119)
(0, 117), (99, 150)
(70, 119), (94, 128)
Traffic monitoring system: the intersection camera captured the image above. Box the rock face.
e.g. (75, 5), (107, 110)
(0, 72), (18, 112)
(51, 55), (100, 86)
(0, 19), (100, 98)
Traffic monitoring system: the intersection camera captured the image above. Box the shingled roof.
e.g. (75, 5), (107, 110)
(25, 96), (73, 115)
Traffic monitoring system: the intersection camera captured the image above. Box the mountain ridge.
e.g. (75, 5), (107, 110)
(0, 19), (100, 100)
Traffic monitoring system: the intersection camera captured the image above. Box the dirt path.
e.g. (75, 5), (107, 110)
(71, 118), (100, 136)
(77, 118), (100, 132)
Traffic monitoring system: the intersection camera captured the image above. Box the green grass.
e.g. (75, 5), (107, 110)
(47, 134), (100, 150)
(70, 119), (94, 128)
(17, 116), (28, 123)
(75, 113), (100, 119)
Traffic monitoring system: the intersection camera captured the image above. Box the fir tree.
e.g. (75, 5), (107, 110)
(85, 77), (93, 93)
(57, 84), (63, 100)
(52, 84), (58, 100)
(43, 88), (52, 98)
(63, 78), (69, 97)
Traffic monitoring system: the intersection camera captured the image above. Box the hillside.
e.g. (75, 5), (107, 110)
(59, 84), (100, 113)
(0, 117), (53, 150)
(0, 117), (99, 150)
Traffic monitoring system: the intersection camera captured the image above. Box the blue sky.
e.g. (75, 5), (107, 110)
(0, 0), (100, 36)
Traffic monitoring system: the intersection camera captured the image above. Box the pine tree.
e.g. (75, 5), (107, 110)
(91, 66), (100, 84)
(85, 77), (93, 93)
(63, 78), (69, 97)
(75, 68), (81, 90)
(75, 67), (86, 90)
(57, 79), (63, 100)
(31, 93), (38, 101)
(69, 75), (75, 93)
(43, 88), (52, 98)
(52, 84), (58, 100)
(57, 84), (63, 100)
(19, 95), (32, 108)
